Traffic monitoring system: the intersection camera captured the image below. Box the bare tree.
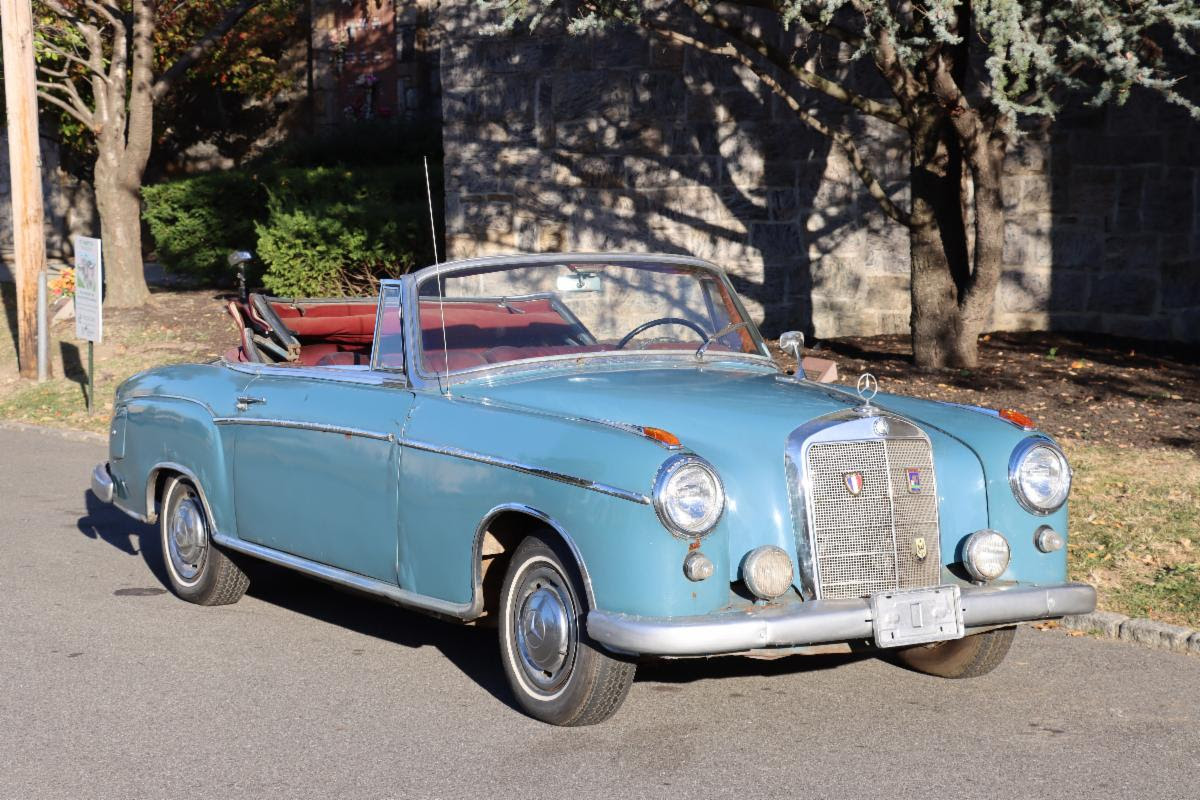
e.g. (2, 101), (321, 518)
(491, 1), (1200, 367)
(34, 1), (265, 307)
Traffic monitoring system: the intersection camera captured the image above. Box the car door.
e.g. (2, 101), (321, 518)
(230, 369), (413, 582)
(229, 288), (413, 583)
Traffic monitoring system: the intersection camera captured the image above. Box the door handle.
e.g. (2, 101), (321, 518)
(236, 396), (266, 411)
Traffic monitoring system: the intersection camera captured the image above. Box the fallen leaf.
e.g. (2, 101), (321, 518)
(1067, 630), (1086, 637)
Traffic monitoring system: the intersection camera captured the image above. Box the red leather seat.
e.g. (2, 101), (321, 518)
(316, 351), (370, 367)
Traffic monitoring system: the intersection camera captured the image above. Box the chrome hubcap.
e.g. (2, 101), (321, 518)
(168, 494), (208, 581)
(514, 567), (575, 692)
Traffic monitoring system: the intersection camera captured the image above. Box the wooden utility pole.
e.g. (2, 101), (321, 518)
(2, 0), (47, 379)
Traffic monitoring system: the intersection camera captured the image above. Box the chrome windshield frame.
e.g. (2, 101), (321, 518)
(400, 252), (776, 392)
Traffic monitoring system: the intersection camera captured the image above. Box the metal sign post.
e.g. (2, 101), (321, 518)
(73, 236), (103, 413)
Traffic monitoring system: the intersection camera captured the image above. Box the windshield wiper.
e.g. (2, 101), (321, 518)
(695, 321), (750, 360)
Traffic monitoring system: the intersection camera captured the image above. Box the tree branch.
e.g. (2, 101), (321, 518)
(37, 88), (95, 128)
(153, 0), (264, 99)
(36, 40), (107, 79)
(645, 25), (911, 226)
(36, 76), (92, 120)
(682, 0), (908, 127)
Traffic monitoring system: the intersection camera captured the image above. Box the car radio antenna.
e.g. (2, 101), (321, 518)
(425, 156), (451, 396)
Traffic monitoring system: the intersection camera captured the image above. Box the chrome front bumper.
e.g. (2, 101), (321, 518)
(587, 582), (1096, 657)
(91, 463), (114, 504)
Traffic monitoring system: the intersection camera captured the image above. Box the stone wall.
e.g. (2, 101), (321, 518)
(0, 128), (97, 274)
(438, 3), (1200, 343)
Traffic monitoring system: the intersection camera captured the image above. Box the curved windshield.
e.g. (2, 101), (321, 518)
(415, 259), (766, 374)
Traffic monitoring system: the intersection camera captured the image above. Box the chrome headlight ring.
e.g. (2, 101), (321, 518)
(652, 454), (726, 539)
(1008, 437), (1072, 515)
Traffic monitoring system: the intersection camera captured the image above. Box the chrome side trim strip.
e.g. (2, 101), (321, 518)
(211, 533), (475, 619)
(212, 417), (395, 442)
(587, 582), (1098, 657)
(400, 438), (652, 505)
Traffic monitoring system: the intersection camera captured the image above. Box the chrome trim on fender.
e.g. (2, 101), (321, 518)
(587, 582), (1097, 657)
(90, 463), (114, 504)
(212, 417), (396, 442)
(400, 438), (651, 505)
(210, 533), (475, 619)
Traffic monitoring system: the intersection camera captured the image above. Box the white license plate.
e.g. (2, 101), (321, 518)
(870, 585), (964, 648)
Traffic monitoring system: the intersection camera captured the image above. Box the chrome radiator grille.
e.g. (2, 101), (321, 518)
(805, 437), (941, 600)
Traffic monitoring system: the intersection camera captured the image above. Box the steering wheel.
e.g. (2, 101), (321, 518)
(615, 317), (709, 350)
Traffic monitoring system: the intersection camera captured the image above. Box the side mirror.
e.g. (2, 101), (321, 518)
(779, 330), (804, 361)
(227, 250), (253, 266)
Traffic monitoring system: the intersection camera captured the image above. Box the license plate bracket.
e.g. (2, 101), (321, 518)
(870, 585), (964, 648)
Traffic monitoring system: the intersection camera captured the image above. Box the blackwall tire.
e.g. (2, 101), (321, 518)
(890, 626), (1016, 679)
(160, 475), (249, 606)
(499, 535), (635, 726)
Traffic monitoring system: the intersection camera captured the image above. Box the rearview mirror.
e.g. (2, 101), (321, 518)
(556, 272), (602, 293)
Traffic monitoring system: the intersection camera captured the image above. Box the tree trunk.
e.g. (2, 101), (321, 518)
(908, 118), (978, 368)
(93, 167), (151, 308)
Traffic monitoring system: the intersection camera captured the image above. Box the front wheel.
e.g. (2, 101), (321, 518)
(499, 535), (635, 726)
(890, 626), (1016, 678)
(160, 475), (249, 606)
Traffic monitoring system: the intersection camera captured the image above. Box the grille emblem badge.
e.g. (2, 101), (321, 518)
(906, 468), (922, 493)
(844, 472), (864, 496)
(913, 537), (928, 561)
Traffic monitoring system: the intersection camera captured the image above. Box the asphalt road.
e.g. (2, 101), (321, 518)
(1, 424), (1197, 799)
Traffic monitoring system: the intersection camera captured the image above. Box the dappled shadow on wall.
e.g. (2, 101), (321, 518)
(442, 7), (911, 339)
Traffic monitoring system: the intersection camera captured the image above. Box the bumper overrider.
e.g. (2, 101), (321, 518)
(91, 463), (114, 504)
(587, 582), (1096, 657)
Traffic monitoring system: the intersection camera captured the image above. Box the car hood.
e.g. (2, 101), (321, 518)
(454, 364), (1005, 584)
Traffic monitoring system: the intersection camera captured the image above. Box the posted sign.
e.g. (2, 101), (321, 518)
(74, 236), (102, 342)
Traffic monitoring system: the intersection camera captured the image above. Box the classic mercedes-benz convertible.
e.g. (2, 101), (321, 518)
(91, 253), (1094, 725)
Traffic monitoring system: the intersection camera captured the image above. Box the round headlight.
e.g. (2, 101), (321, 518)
(742, 546), (794, 600)
(1009, 439), (1072, 514)
(963, 529), (1011, 581)
(653, 455), (725, 538)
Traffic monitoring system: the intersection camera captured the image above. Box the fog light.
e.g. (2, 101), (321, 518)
(742, 546), (793, 600)
(1035, 525), (1064, 553)
(683, 551), (714, 582)
(963, 529), (1011, 581)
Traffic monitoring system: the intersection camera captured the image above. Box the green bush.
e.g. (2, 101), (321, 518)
(255, 165), (437, 297)
(142, 171), (265, 280)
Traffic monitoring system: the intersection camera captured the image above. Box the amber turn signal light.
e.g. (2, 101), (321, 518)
(642, 426), (682, 447)
(999, 408), (1037, 430)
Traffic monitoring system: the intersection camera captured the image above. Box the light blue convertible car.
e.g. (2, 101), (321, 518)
(91, 253), (1094, 725)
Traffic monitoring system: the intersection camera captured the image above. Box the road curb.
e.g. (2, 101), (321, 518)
(0, 419), (106, 444)
(1059, 611), (1200, 656)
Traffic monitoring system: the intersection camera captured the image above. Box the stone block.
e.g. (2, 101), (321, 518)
(1051, 227), (1104, 269)
(1189, 631), (1200, 656)
(550, 153), (625, 189)
(1003, 218), (1052, 268)
(1060, 610), (1128, 638)
(634, 72), (687, 118)
(1065, 168), (1118, 220)
(624, 155), (718, 190)
(998, 269), (1051, 313)
(1103, 233), (1160, 272)
(1160, 259), (1200, 309)
(865, 274), (911, 312)
(552, 71), (631, 122)
(751, 223), (803, 265)
(1119, 618), (1195, 653)
(1169, 308), (1200, 343)
(1143, 175), (1195, 234)
(1088, 272), (1158, 315)
(460, 195), (514, 234)
(1102, 315), (1172, 340)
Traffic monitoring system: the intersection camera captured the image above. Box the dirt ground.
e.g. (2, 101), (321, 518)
(773, 331), (1200, 454)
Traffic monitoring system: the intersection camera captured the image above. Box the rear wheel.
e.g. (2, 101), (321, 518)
(890, 626), (1016, 678)
(160, 475), (249, 606)
(499, 535), (635, 726)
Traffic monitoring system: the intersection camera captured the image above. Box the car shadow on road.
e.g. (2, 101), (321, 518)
(76, 490), (872, 711)
(77, 490), (170, 586)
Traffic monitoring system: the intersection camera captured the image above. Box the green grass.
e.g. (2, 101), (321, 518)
(1066, 443), (1200, 628)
